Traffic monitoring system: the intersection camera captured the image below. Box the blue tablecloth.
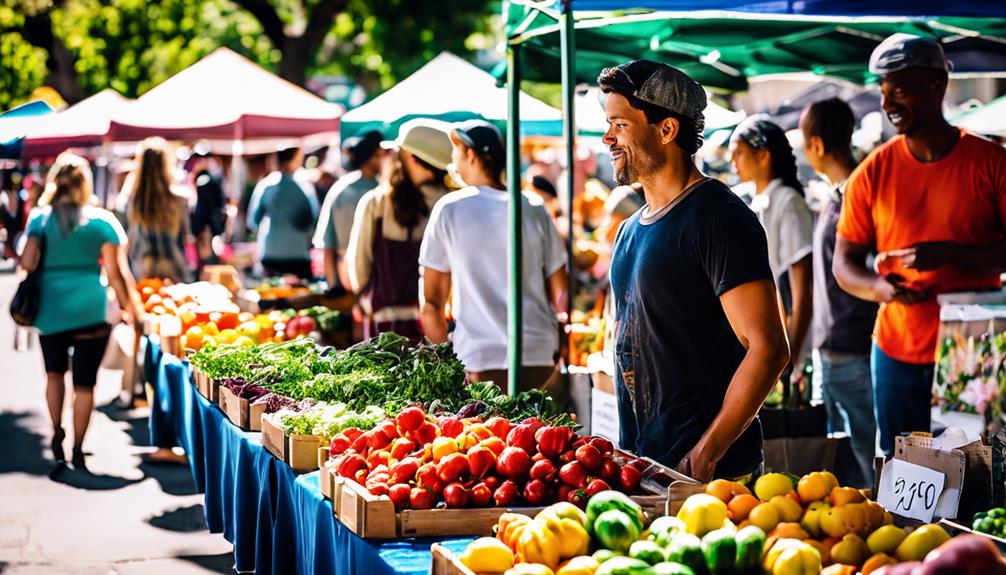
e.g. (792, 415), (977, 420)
(146, 341), (473, 575)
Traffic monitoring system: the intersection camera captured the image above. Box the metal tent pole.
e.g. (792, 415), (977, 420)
(560, 0), (576, 322)
(506, 43), (523, 396)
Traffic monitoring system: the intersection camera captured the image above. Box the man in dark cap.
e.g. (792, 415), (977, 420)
(314, 128), (384, 290)
(834, 34), (1006, 455)
(601, 60), (789, 481)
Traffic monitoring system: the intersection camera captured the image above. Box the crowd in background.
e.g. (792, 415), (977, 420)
(3, 34), (1006, 480)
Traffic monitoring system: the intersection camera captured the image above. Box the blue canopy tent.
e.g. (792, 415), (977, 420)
(499, 0), (1006, 392)
(0, 100), (55, 159)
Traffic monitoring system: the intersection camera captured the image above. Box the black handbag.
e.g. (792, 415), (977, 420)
(9, 215), (48, 327)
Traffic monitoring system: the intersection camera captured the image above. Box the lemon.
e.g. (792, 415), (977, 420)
(754, 473), (795, 501)
(867, 525), (907, 555)
(460, 537), (515, 573)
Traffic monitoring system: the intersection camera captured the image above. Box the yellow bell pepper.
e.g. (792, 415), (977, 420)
(763, 538), (822, 575)
(459, 537), (515, 573)
(555, 555), (599, 575)
(537, 512), (589, 560)
(894, 524), (950, 562)
(497, 513), (532, 551)
(677, 493), (729, 537)
(516, 519), (561, 571)
(537, 502), (588, 527)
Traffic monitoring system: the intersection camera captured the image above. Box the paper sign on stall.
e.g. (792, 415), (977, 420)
(877, 459), (948, 523)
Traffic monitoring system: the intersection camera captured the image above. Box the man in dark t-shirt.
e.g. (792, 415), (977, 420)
(800, 98), (879, 487)
(601, 60), (790, 481)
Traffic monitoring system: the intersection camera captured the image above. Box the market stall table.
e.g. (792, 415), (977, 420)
(145, 340), (473, 575)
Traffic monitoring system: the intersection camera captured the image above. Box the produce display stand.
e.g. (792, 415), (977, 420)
(260, 415), (323, 473)
(429, 543), (474, 575)
(146, 338), (478, 575)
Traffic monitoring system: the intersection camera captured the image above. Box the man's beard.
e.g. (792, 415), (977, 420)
(614, 147), (664, 187)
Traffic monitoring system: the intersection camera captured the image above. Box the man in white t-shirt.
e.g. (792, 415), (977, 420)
(419, 120), (568, 392)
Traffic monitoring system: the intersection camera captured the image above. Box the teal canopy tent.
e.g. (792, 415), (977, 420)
(339, 52), (561, 140)
(0, 100), (55, 159)
(498, 0), (1006, 393)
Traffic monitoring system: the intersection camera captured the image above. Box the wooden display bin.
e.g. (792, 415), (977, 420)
(430, 543), (475, 575)
(318, 461), (344, 516)
(260, 415), (323, 472)
(337, 477), (546, 539)
(217, 386), (265, 432)
(191, 368), (219, 403)
(261, 416), (287, 462)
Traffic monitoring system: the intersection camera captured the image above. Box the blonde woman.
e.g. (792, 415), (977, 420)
(20, 153), (142, 469)
(118, 137), (192, 282)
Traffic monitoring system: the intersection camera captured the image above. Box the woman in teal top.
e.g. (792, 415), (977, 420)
(20, 152), (142, 469)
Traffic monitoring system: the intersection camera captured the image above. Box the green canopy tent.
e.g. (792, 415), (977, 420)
(952, 94), (1006, 137)
(339, 52), (562, 140)
(499, 0), (1006, 393)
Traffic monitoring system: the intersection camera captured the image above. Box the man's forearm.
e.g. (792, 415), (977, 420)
(421, 303), (449, 343)
(323, 250), (338, 288)
(834, 253), (885, 302)
(699, 343), (787, 461)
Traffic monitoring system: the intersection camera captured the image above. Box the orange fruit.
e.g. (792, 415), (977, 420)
(202, 322), (219, 336)
(727, 493), (760, 522)
(706, 479), (735, 503)
(748, 502), (780, 532)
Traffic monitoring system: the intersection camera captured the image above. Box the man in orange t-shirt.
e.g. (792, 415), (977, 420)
(835, 34), (1006, 455)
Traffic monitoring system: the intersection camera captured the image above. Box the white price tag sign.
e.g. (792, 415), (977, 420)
(877, 459), (947, 523)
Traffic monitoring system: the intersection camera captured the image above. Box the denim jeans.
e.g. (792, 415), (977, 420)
(813, 349), (877, 486)
(871, 343), (934, 457)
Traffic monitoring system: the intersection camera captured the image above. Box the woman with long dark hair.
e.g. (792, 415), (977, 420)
(117, 137), (192, 282)
(346, 119), (453, 339)
(730, 115), (814, 383)
(20, 152), (142, 469)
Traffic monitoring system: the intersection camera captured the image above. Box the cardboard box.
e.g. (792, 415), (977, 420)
(591, 386), (620, 446)
(287, 434), (323, 472)
(261, 415), (287, 462)
(318, 459), (343, 516)
(217, 386), (264, 431)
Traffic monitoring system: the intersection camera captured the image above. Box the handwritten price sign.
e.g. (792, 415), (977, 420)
(878, 459), (947, 523)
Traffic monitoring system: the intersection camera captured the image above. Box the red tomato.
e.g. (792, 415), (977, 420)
(600, 458), (620, 484)
(466, 445), (496, 479)
(391, 457), (420, 484)
(588, 436), (614, 454)
(493, 480), (519, 507)
(389, 437), (416, 461)
(395, 406), (425, 432)
(410, 422), (438, 446)
(410, 487), (435, 510)
(443, 482), (470, 508)
(559, 461), (587, 488)
(436, 452), (469, 484)
(470, 482), (492, 507)
(506, 424), (537, 454)
(496, 447), (532, 481)
(484, 417), (510, 439)
(620, 465), (643, 492)
(585, 478), (611, 496)
(529, 459), (557, 483)
(438, 417), (464, 438)
(388, 483), (411, 509)
(478, 437), (506, 458)
(575, 444), (602, 472)
(523, 479), (551, 505)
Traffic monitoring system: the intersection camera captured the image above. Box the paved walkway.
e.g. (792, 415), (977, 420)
(0, 268), (234, 574)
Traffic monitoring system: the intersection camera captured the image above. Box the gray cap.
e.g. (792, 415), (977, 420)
(600, 60), (706, 123)
(869, 33), (951, 75)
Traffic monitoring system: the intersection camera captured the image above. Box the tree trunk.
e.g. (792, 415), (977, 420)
(278, 38), (311, 87)
(22, 6), (85, 105)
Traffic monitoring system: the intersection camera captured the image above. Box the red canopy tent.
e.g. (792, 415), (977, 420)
(22, 89), (131, 159)
(108, 48), (342, 142)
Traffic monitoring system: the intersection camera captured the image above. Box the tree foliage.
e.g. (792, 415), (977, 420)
(0, 0), (501, 110)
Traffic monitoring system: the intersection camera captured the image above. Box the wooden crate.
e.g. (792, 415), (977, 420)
(261, 416), (287, 461)
(430, 543), (475, 575)
(612, 448), (702, 517)
(217, 386), (264, 432)
(338, 478), (545, 540)
(288, 433), (323, 472)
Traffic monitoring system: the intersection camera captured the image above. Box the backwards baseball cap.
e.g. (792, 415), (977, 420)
(380, 118), (453, 171)
(869, 33), (951, 76)
(598, 60), (706, 124)
(342, 129), (384, 171)
(452, 119), (505, 164)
